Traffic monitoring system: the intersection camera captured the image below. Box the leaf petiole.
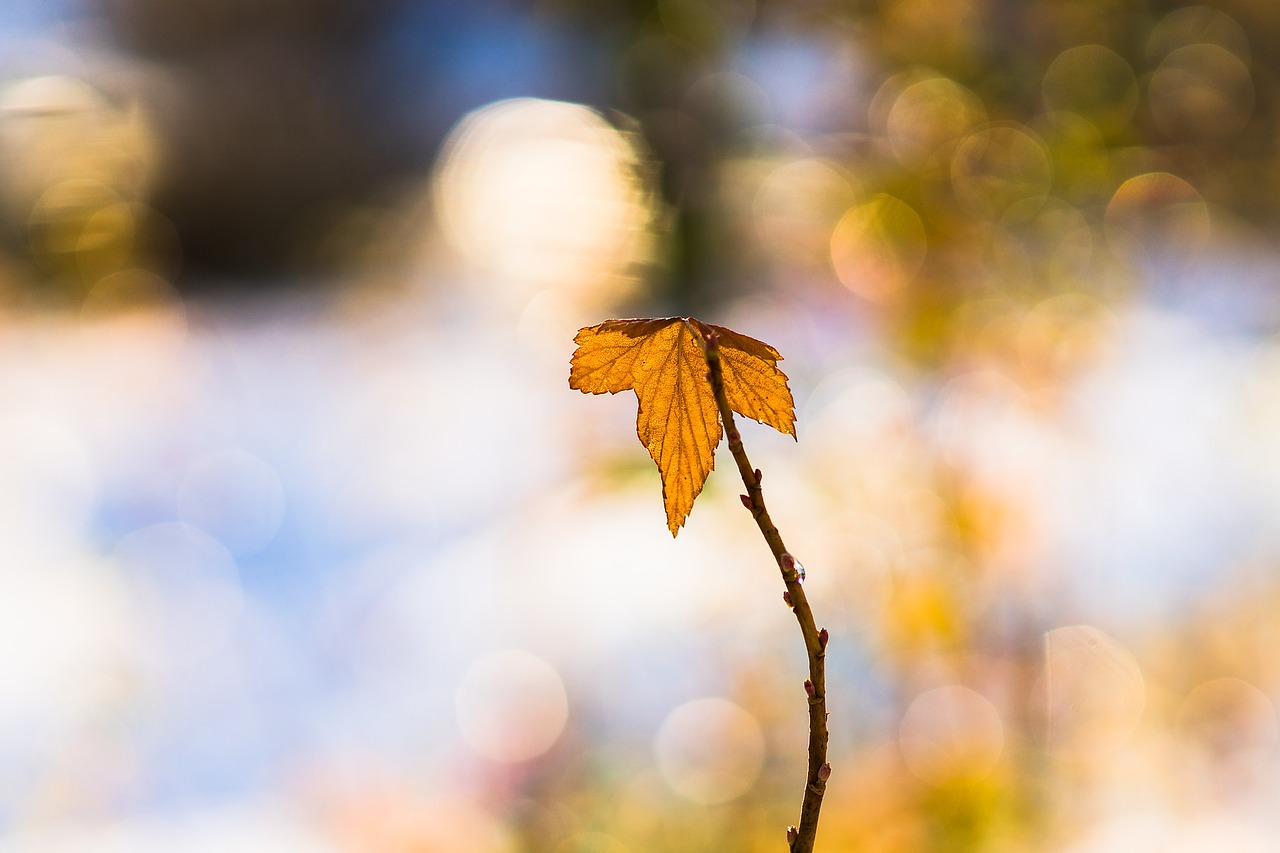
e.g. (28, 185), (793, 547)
(699, 328), (830, 853)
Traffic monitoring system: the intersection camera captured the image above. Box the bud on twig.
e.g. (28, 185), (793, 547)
(818, 628), (829, 650)
(780, 552), (807, 582)
(740, 494), (751, 508)
(804, 679), (815, 697)
(754, 468), (762, 483)
(786, 826), (798, 845)
(818, 762), (831, 783)
(783, 590), (793, 607)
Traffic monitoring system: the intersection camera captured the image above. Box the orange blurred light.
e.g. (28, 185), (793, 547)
(830, 194), (926, 303)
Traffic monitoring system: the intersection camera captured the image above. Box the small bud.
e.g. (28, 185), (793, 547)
(740, 494), (751, 509)
(818, 762), (832, 782)
(754, 468), (763, 483)
(818, 628), (829, 650)
(781, 553), (795, 574)
(786, 826), (798, 845)
(804, 679), (815, 697)
(783, 590), (793, 607)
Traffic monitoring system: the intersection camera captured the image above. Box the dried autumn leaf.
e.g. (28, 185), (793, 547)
(570, 317), (795, 535)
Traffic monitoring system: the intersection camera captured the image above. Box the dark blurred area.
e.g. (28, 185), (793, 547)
(93, 0), (418, 276)
(7, 0), (1272, 313)
(12, 0), (611, 283)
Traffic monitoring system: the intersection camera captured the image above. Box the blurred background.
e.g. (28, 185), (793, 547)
(3, 0), (1280, 850)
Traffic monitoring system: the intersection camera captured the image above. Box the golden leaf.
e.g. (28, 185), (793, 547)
(570, 317), (795, 535)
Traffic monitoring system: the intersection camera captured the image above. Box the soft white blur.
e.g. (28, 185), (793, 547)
(432, 97), (655, 309)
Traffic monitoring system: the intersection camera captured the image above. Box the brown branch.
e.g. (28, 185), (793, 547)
(699, 326), (829, 853)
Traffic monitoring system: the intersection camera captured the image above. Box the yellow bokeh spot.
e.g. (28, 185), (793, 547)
(1041, 45), (1139, 134)
(1105, 171), (1210, 267)
(752, 157), (857, 266)
(899, 685), (1004, 784)
(1042, 625), (1146, 762)
(950, 124), (1052, 220)
(830, 194), (926, 303)
(1146, 6), (1251, 66)
(886, 76), (985, 166)
(653, 697), (765, 804)
(1150, 43), (1254, 142)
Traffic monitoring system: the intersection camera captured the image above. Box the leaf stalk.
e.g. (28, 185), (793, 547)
(700, 328), (829, 853)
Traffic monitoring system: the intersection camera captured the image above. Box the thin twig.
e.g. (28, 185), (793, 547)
(700, 327), (829, 853)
